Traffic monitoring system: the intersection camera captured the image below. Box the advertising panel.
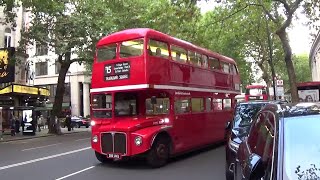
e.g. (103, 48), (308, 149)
(0, 47), (15, 83)
(298, 89), (320, 102)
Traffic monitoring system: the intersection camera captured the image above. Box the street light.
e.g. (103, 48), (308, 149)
(265, 15), (277, 100)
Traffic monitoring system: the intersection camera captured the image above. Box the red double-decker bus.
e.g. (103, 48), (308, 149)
(90, 28), (241, 167)
(244, 85), (268, 101)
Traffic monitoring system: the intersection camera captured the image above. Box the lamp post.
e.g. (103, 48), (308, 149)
(265, 15), (277, 100)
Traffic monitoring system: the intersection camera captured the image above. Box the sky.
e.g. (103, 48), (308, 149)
(197, 1), (315, 55)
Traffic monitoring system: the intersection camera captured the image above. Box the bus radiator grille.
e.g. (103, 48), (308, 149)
(101, 132), (127, 155)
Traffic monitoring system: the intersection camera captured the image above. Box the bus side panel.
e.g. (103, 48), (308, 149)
(215, 72), (231, 90)
(147, 57), (170, 85)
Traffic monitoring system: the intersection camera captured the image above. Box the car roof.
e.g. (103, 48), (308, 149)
(262, 102), (320, 118)
(237, 100), (271, 105)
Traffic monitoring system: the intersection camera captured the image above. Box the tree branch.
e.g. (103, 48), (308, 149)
(273, 0), (290, 12)
(276, 0), (303, 33)
(259, 0), (277, 23)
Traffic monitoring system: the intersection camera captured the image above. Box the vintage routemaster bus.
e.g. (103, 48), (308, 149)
(90, 28), (241, 167)
(244, 84), (268, 101)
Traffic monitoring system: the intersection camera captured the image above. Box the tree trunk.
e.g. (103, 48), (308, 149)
(48, 56), (72, 134)
(276, 30), (299, 102)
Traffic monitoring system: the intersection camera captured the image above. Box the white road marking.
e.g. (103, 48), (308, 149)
(22, 143), (62, 151)
(55, 166), (95, 180)
(0, 147), (91, 171)
(75, 138), (90, 141)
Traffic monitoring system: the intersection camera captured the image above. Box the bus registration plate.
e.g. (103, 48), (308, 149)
(107, 154), (121, 159)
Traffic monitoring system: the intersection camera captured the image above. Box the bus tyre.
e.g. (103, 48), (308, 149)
(147, 137), (170, 168)
(95, 151), (112, 164)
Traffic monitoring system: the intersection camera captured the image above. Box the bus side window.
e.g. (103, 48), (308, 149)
(188, 51), (196, 65)
(195, 53), (202, 67)
(212, 99), (223, 110)
(171, 45), (187, 63)
(174, 98), (191, 114)
(209, 57), (220, 70)
(223, 98), (232, 110)
(232, 64), (238, 74)
(202, 55), (208, 68)
(148, 39), (169, 59)
(191, 98), (204, 112)
(221, 61), (230, 73)
(205, 97), (212, 112)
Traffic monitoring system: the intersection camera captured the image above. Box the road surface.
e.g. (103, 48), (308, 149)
(0, 132), (227, 180)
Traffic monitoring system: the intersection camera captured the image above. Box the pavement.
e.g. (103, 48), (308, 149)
(0, 132), (227, 180)
(0, 127), (91, 142)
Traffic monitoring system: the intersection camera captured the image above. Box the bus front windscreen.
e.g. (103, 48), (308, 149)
(115, 92), (138, 117)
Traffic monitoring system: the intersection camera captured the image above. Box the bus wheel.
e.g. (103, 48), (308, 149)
(147, 137), (170, 168)
(95, 151), (113, 164)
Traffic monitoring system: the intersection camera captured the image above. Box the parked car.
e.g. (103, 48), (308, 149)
(234, 102), (320, 179)
(225, 100), (270, 180)
(71, 116), (90, 128)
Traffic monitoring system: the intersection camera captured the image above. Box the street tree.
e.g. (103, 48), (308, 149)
(2, 0), (201, 134)
(215, 0), (320, 102)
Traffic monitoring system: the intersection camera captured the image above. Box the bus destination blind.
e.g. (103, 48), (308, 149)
(104, 62), (130, 81)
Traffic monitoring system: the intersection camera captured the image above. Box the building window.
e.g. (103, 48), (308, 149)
(36, 43), (48, 56)
(4, 28), (11, 48)
(55, 62), (61, 74)
(35, 62), (48, 76)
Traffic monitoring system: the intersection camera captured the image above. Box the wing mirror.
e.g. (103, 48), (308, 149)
(243, 153), (264, 180)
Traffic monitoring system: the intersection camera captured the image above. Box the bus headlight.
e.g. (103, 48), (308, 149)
(134, 136), (143, 146)
(92, 135), (98, 143)
(90, 121), (96, 126)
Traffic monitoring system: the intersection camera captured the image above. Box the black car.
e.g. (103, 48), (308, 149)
(225, 101), (270, 180)
(234, 102), (320, 180)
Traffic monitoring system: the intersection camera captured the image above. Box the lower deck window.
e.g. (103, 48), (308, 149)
(175, 98), (190, 114)
(91, 94), (112, 118)
(146, 98), (170, 115)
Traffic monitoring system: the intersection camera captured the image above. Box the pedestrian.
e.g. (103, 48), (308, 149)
(0, 110), (3, 140)
(37, 115), (42, 132)
(21, 115), (25, 132)
(15, 118), (20, 134)
(10, 115), (16, 136)
(65, 115), (71, 131)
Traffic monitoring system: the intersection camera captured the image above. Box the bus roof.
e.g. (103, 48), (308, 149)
(97, 28), (236, 64)
(246, 85), (266, 89)
(297, 81), (320, 87)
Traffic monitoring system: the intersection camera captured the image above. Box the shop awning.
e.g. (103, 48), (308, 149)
(0, 84), (50, 96)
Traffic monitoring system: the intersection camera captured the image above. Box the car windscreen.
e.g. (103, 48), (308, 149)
(283, 115), (320, 179)
(233, 103), (266, 128)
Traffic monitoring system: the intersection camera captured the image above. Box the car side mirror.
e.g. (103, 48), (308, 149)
(243, 153), (264, 180)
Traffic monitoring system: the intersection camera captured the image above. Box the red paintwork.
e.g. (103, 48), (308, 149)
(246, 85), (266, 89)
(297, 81), (320, 87)
(91, 28), (241, 159)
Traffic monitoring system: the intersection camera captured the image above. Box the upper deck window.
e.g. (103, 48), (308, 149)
(188, 51), (201, 67)
(201, 55), (208, 68)
(120, 39), (144, 58)
(148, 39), (169, 59)
(96, 44), (117, 62)
(221, 62), (230, 73)
(171, 45), (187, 62)
(209, 57), (220, 70)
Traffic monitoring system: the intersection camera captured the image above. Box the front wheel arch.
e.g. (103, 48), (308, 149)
(150, 131), (173, 155)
